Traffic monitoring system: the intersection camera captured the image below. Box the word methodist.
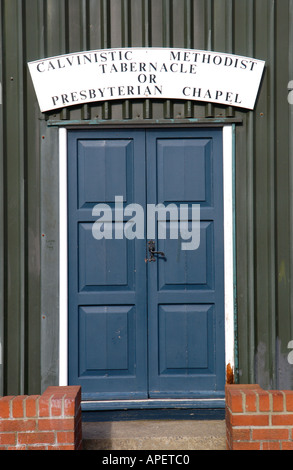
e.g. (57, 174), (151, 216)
(92, 197), (201, 251)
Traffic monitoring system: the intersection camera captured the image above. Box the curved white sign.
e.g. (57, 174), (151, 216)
(28, 47), (265, 112)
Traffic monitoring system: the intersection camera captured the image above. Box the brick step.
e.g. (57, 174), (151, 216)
(226, 384), (293, 450)
(0, 386), (82, 450)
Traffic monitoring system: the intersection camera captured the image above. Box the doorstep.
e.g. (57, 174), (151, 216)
(82, 419), (226, 450)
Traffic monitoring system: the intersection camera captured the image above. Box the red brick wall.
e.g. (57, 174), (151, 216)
(0, 386), (82, 450)
(226, 384), (293, 450)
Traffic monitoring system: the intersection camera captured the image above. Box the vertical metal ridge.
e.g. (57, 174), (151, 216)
(0, 0), (4, 396)
(101, 0), (111, 48)
(225, 0), (234, 117)
(17, 0), (27, 396)
(274, 0), (292, 390)
(253, 0), (277, 389)
(143, 0), (152, 119)
(225, 0), (234, 53)
(101, 0), (111, 120)
(60, 0), (69, 120)
(64, 0), (70, 53)
(41, 0), (48, 58)
(142, 0), (152, 47)
(122, 0), (131, 46)
(289, 0), (293, 348)
(81, 0), (90, 50)
(2, 0), (25, 394)
(184, 0), (194, 47)
(163, 0), (173, 119)
(267, 0), (277, 388)
(43, 0), (69, 120)
(25, 0), (42, 394)
(122, 0), (131, 119)
(163, 0), (173, 46)
(81, 0), (91, 120)
(246, 0), (256, 384)
(184, 0), (193, 118)
(205, 0), (214, 117)
(0, 0), (7, 396)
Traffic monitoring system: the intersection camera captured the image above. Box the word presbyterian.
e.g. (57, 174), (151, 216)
(51, 84), (163, 106)
(92, 196), (200, 251)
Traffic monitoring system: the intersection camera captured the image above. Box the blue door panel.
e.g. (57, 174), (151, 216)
(146, 129), (225, 398)
(78, 306), (136, 376)
(68, 130), (147, 400)
(156, 138), (211, 204)
(157, 221), (214, 290)
(77, 139), (130, 207)
(158, 304), (213, 372)
(68, 128), (225, 401)
(78, 223), (133, 290)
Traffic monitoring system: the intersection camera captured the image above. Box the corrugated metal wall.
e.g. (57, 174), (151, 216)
(0, 0), (293, 395)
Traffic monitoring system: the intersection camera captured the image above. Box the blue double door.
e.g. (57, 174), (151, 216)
(68, 128), (225, 401)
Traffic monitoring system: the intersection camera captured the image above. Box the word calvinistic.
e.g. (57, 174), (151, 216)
(35, 49), (257, 108)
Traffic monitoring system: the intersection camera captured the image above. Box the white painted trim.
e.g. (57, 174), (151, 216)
(59, 128), (68, 386)
(58, 125), (236, 386)
(223, 124), (235, 372)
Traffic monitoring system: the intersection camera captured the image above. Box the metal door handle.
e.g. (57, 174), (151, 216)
(147, 240), (165, 262)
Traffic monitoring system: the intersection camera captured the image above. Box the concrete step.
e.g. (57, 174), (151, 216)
(82, 420), (226, 450)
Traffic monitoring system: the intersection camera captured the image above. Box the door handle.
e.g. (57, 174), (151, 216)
(147, 240), (165, 262)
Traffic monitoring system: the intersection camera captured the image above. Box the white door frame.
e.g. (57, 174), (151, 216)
(58, 124), (236, 388)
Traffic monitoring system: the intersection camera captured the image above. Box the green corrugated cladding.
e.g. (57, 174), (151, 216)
(0, 0), (293, 395)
